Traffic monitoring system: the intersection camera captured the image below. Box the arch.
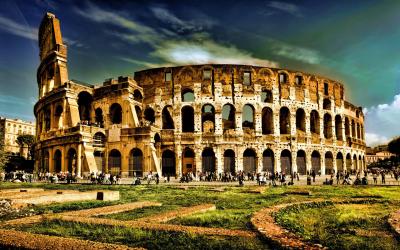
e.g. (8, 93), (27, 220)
(335, 115), (343, 140)
(296, 150), (306, 175)
(336, 152), (344, 172)
(346, 153), (352, 170)
(323, 113), (332, 139)
(202, 147), (216, 173)
(351, 119), (356, 138)
(280, 107), (290, 134)
(94, 151), (104, 172)
(242, 104), (255, 129)
(323, 98), (331, 110)
(162, 106), (174, 129)
(202, 104), (215, 133)
(95, 108), (104, 127)
(78, 91), (93, 123)
(44, 107), (51, 130)
(279, 72), (288, 84)
(133, 89), (143, 102)
(353, 154), (358, 171)
(296, 108), (306, 132)
(263, 149), (274, 173)
(144, 107), (155, 124)
(129, 148), (143, 177)
(154, 133), (161, 143)
(223, 149), (236, 173)
(108, 149), (121, 175)
(109, 103), (122, 124)
(67, 148), (77, 174)
(222, 104), (235, 130)
(54, 105), (63, 129)
(345, 117), (350, 138)
(54, 150), (62, 173)
(356, 123), (361, 139)
(181, 106), (194, 132)
(325, 151), (334, 174)
(261, 89), (273, 103)
(262, 107), (274, 134)
(135, 105), (142, 122)
(243, 148), (257, 174)
(162, 150), (176, 177)
(311, 151), (321, 174)
(182, 147), (195, 174)
(310, 110), (320, 134)
(182, 88), (195, 102)
(280, 149), (292, 174)
(93, 132), (106, 147)
(43, 150), (50, 172)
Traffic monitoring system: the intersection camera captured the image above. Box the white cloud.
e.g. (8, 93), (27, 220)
(0, 15), (37, 40)
(267, 1), (303, 17)
(151, 39), (279, 67)
(365, 133), (389, 147)
(269, 40), (322, 64)
(364, 94), (400, 146)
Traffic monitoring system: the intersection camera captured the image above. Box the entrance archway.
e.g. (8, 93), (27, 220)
(129, 148), (143, 177)
(243, 149), (257, 174)
(262, 149), (274, 173)
(54, 150), (62, 173)
(311, 151), (321, 174)
(182, 148), (195, 174)
(202, 148), (215, 173)
(280, 149), (292, 174)
(162, 150), (176, 176)
(67, 148), (77, 174)
(296, 150), (306, 175)
(108, 149), (121, 175)
(325, 152), (334, 175)
(223, 149), (235, 174)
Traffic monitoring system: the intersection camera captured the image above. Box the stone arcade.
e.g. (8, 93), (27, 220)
(34, 13), (366, 178)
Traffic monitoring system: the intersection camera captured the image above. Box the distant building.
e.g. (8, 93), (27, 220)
(0, 117), (36, 158)
(366, 151), (395, 165)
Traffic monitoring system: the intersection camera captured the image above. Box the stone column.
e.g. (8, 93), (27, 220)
(214, 110), (223, 135)
(77, 143), (82, 177)
(275, 151), (281, 173)
(291, 150), (297, 174)
(195, 148), (202, 173)
(321, 155), (326, 175)
(61, 147), (66, 172)
(306, 151), (312, 174)
(333, 154), (337, 174)
(273, 112), (280, 138)
(48, 147), (54, 173)
(175, 144), (182, 177)
(194, 104), (201, 133)
(255, 107), (262, 136)
(290, 113), (296, 136)
(257, 151), (263, 173)
(215, 146), (223, 174)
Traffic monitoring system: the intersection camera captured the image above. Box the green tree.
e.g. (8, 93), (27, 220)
(0, 140), (8, 172)
(388, 137), (400, 155)
(16, 134), (35, 159)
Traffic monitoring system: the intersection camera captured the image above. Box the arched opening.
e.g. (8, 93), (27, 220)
(279, 72), (288, 84)
(262, 107), (274, 135)
(182, 148), (195, 174)
(323, 113), (332, 139)
(43, 151), (50, 172)
(222, 104), (235, 130)
(296, 150), (306, 175)
(181, 106), (194, 132)
(109, 103), (122, 124)
(78, 91), (93, 123)
(243, 149), (257, 174)
(280, 107), (290, 134)
(296, 108), (306, 132)
(133, 89), (143, 102)
(162, 106), (174, 129)
(263, 149), (274, 173)
(261, 89), (273, 103)
(280, 149), (292, 174)
(144, 107), (155, 124)
(356, 123), (361, 139)
(54, 150), (62, 173)
(310, 110), (320, 134)
(335, 115), (342, 140)
(129, 148), (143, 177)
(325, 152), (334, 175)
(154, 133), (161, 143)
(135, 106), (142, 123)
(359, 155), (362, 171)
(242, 104), (255, 129)
(202, 148), (215, 173)
(162, 150), (176, 177)
(223, 149), (235, 174)
(323, 98), (331, 110)
(44, 107), (51, 130)
(108, 149), (121, 175)
(182, 89), (195, 102)
(67, 148), (77, 174)
(345, 117), (350, 138)
(351, 120), (356, 138)
(202, 104), (215, 133)
(311, 151), (321, 174)
(93, 132), (106, 147)
(54, 105), (63, 129)
(95, 108), (104, 127)
(336, 152), (344, 172)
(346, 153), (352, 170)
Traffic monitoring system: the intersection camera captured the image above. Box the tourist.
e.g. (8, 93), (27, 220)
(155, 173), (159, 184)
(381, 171), (386, 184)
(373, 172), (377, 184)
(311, 170), (316, 182)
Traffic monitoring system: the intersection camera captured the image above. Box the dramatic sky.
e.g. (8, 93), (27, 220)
(0, 0), (399, 146)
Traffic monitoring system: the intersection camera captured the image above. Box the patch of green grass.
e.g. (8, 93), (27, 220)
(18, 219), (269, 250)
(100, 205), (179, 220)
(275, 201), (400, 250)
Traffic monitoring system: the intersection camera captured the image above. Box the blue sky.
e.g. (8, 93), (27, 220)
(0, 0), (399, 146)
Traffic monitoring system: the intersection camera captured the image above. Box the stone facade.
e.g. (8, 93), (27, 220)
(0, 117), (36, 157)
(34, 13), (366, 177)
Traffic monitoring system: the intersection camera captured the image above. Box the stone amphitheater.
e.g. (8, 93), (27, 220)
(34, 12), (365, 178)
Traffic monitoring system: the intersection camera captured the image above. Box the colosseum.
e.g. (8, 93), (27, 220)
(34, 13), (366, 178)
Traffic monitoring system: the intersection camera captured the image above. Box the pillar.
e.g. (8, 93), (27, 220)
(77, 143), (82, 177)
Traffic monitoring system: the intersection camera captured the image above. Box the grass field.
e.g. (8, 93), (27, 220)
(2, 182), (400, 249)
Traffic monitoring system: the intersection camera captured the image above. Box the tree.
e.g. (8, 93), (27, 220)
(15, 134), (35, 159)
(0, 140), (8, 172)
(388, 137), (400, 156)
